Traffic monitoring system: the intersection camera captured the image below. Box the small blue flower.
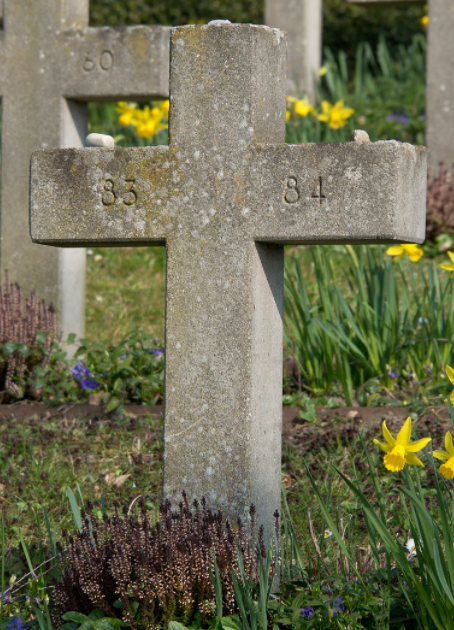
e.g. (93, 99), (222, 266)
(70, 361), (100, 391)
(388, 368), (398, 379)
(120, 354), (128, 360)
(300, 606), (314, 619)
(151, 347), (164, 356)
(387, 112), (410, 124)
(6, 618), (29, 630)
(1, 589), (10, 604)
(332, 596), (344, 617)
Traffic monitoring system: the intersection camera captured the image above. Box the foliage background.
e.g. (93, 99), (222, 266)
(89, 0), (426, 57)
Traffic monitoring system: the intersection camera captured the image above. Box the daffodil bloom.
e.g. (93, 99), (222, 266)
(386, 244), (424, 262)
(439, 251), (454, 277)
(160, 99), (170, 115)
(445, 364), (454, 406)
(132, 105), (167, 139)
(319, 66), (327, 77)
(286, 95), (316, 118)
(421, 15), (429, 27)
(116, 101), (137, 127)
(318, 100), (354, 129)
(433, 431), (454, 479)
(373, 417), (431, 472)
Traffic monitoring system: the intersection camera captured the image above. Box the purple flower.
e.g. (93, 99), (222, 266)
(70, 361), (100, 391)
(388, 368), (398, 379)
(427, 364), (433, 376)
(120, 354), (128, 360)
(332, 597), (344, 617)
(151, 347), (164, 356)
(300, 606), (314, 619)
(1, 589), (10, 604)
(387, 112), (410, 124)
(6, 618), (29, 630)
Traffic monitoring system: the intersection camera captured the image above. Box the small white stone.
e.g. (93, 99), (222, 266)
(208, 19), (231, 25)
(85, 133), (114, 148)
(351, 130), (371, 145)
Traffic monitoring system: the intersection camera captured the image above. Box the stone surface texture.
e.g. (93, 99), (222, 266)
(265, 0), (322, 97)
(0, 0), (170, 342)
(347, 0), (453, 173)
(30, 23), (427, 532)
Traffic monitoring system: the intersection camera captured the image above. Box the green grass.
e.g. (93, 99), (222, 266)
(1, 412), (164, 574)
(1, 406), (448, 621)
(86, 246), (166, 344)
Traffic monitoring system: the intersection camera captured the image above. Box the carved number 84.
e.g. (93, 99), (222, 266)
(102, 178), (137, 209)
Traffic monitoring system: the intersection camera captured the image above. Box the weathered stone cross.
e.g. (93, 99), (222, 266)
(30, 22), (426, 531)
(347, 0), (454, 173)
(0, 0), (170, 341)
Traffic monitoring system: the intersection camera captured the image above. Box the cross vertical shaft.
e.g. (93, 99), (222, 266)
(163, 24), (287, 528)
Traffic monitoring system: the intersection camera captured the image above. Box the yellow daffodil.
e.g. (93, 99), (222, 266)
(319, 66), (328, 77)
(445, 364), (454, 406)
(286, 95), (316, 118)
(132, 105), (167, 139)
(160, 99), (170, 115)
(421, 15), (429, 27)
(116, 101), (137, 127)
(373, 417), (431, 472)
(433, 431), (454, 479)
(386, 244), (424, 262)
(318, 100), (354, 129)
(439, 251), (454, 277)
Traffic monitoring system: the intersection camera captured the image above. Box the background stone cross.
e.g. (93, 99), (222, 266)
(265, 0), (322, 98)
(30, 22), (426, 531)
(0, 0), (170, 342)
(347, 0), (454, 173)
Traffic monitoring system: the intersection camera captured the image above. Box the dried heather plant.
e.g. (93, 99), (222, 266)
(426, 164), (454, 239)
(0, 271), (56, 399)
(54, 495), (278, 630)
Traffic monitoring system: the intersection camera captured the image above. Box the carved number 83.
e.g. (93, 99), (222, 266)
(102, 178), (137, 209)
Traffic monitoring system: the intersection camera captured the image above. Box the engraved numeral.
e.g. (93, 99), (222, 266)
(102, 179), (116, 206)
(99, 51), (114, 71)
(84, 50), (114, 72)
(123, 179), (138, 206)
(101, 177), (137, 209)
(311, 176), (327, 204)
(284, 176), (300, 204)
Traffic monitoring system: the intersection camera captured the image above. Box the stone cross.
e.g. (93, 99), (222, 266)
(347, 0), (454, 173)
(265, 0), (322, 98)
(30, 22), (426, 532)
(0, 0), (170, 342)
